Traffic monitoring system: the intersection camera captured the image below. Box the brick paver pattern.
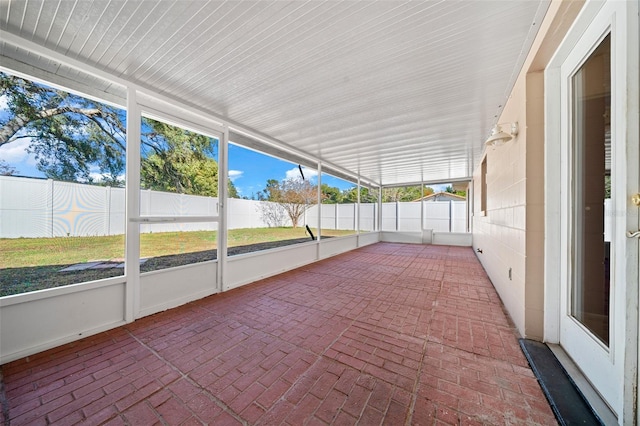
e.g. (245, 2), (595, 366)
(0, 243), (557, 425)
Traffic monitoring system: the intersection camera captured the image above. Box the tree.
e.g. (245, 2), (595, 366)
(140, 119), (238, 197)
(382, 186), (422, 202)
(342, 187), (378, 203)
(1, 72), (235, 196)
(445, 185), (466, 198)
(320, 184), (342, 204)
(227, 180), (240, 198)
(0, 159), (17, 176)
(1, 72), (126, 183)
(256, 179), (279, 202)
(380, 186), (436, 202)
(259, 178), (317, 228)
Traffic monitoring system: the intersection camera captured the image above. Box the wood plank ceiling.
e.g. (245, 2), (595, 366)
(0, 0), (549, 187)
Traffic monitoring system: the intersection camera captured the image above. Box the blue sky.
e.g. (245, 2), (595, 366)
(1, 83), (358, 195)
(0, 107), (356, 198)
(1, 131), (447, 196)
(1, 94), (448, 196)
(228, 143), (356, 198)
(0, 138), (356, 198)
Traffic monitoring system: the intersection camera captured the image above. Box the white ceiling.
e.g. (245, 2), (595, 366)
(0, 0), (549, 187)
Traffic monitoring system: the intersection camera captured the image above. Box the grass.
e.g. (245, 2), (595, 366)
(0, 227), (357, 296)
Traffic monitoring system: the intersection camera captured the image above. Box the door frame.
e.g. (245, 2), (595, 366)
(559, 26), (617, 413)
(544, 0), (639, 421)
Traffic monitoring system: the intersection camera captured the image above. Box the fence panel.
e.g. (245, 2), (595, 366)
(228, 198), (277, 229)
(0, 177), (468, 238)
(424, 202), (451, 232)
(452, 201), (467, 232)
(51, 181), (109, 237)
(148, 190), (182, 216)
(321, 204), (337, 230)
(336, 204), (356, 230)
(397, 202), (422, 232)
(381, 203), (397, 231)
(109, 187), (126, 235)
(359, 203), (376, 231)
(304, 205), (318, 229)
(0, 176), (51, 238)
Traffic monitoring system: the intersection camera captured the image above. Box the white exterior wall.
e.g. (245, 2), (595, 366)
(471, 1), (584, 340)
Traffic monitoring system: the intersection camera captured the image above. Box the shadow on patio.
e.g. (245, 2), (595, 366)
(0, 242), (556, 425)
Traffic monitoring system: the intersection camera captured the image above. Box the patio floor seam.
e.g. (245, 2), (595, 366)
(125, 327), (252, 425)
(404, 285), (441, 426)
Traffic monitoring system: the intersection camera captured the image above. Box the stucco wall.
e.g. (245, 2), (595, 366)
(472, 0), (584, 339)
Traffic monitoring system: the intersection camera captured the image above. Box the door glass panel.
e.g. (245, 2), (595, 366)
(571, 34), (611, 345)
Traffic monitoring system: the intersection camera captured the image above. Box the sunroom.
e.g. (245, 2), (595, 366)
(1, 0), (639, 424)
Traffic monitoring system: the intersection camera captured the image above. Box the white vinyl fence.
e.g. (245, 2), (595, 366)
(382, 201), (467, 232)
(0, 176), (467, 238)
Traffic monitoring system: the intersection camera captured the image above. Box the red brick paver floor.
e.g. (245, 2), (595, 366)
(0, 243), (557, 425)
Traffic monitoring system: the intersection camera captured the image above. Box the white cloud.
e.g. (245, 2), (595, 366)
(86, 172), (104, 182)
(431, 184), (449, 193)
(285, 166), (318, 181)
(228, 170), (243, 181)
(0, 137), (37, 165)
(81, 165), (124, 184)
(0, 94), (9, 110)
(82, 174), (124, 184)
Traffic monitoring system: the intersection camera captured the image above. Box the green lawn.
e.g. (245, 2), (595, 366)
(0, 228), (358, 296)
(0, 227), (355, 269)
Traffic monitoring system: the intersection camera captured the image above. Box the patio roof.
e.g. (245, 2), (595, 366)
(0, 0), (549, 186)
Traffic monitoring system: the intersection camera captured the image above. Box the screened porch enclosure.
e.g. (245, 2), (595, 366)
(0, 0), (571, 423)
(0, 0), (542, 373)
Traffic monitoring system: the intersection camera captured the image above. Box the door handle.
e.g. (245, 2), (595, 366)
(629, 194), (640, 238)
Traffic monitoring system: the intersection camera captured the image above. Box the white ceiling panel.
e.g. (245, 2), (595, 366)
(0, 0), (549, 186)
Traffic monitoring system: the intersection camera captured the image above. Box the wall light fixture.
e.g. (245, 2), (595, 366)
(485, 122), (519, 147)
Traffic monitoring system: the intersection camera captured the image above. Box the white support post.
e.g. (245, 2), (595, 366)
(317, 163), (322, 242)
(125, 87), (141, 322)
(467, 181), (472, 233)
(218, 127), (229, 292)
(377, 186), (382, 231)
(356, 177), (360, 234)
(420, 182), (424, 231)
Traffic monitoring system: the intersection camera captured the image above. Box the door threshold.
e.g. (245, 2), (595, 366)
(519, 339), (616, 425)
(546, 343), (617, 425)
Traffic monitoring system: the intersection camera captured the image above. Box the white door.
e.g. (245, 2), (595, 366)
(558, 0), (639, 419)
